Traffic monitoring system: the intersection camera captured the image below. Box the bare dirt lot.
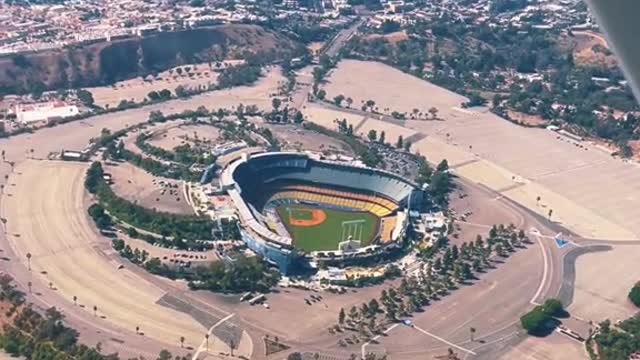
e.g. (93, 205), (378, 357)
(1, 161), (207, 348)
(322, 59), (640, 241)
(569, 243), (640, 323)
(104, 161), (193, 215)
(498, 331), (587, 360)
(147, 124), (221, 152)
(262, 123), (354, 155)
(449, 179), (526, 247)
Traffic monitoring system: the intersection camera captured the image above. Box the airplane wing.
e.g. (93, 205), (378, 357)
(585, 0), (640, 102)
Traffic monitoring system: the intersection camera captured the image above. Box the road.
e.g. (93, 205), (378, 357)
(1, 161), (207, 353)
(323, 18), (365, 58)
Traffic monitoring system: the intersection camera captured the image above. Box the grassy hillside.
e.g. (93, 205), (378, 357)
(0, 24), (302, 95)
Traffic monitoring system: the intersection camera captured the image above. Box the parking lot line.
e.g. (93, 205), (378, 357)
(411, 325), (477, 356)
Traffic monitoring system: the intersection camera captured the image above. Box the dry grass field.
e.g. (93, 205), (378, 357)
(355, 118), (418, 144)
(90, 62), (280, 110)
(89, 62), (222, 108)
(571, 31), (616, 68)
(301, 102), (367, 129)
(322, 60), (466, 116)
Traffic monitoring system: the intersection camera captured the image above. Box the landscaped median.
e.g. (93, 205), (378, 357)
(85, 161), (280, 293)
(520, 298), (566, 336)
(86, 161), (213, 247)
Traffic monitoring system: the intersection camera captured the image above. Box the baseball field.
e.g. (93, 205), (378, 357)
(276, 204), (379, 252)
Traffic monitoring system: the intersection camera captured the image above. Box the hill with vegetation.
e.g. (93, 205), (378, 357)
(0, 24), (302, 95)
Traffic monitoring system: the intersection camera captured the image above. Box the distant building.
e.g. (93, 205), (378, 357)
(384, 0), (407, 13)
(14, 101), (79, 124)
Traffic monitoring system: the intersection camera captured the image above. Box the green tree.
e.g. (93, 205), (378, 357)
(175, 85), (188, 98)
(272, 98), (282, 111)
(76, 89), (95, 107)
(542, 298), (564, 317)
(367, 129), (377, 142)
(147, 91), (160, 101)
(338, 308), (346, 325)
(157, 349), (172, 360)
(148, 110), (165, 123)
(368, 299), (380, 314)
(159, 89), (171, 99)
(629, 283), (640, 307)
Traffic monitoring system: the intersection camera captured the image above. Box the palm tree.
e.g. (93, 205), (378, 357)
(73, 295), (77, 305)
(26, 252), (31, 271)
(205, 333), (209, 351)
(93, 305), (98, 316)
(27, 281), (32, 294)
(135, 326), (140, 334)
(469, 327), (476, 341)
(180, 336), (185, 348)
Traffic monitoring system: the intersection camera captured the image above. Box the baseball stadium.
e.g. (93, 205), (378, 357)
(221, 152), (424, 273)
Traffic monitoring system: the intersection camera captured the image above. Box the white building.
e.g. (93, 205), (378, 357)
(15, 101), (79, 124)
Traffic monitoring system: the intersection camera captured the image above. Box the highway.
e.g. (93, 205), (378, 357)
(322, 17), (365, 58)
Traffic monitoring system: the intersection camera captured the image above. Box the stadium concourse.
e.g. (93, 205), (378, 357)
(220, 151), (424, 273)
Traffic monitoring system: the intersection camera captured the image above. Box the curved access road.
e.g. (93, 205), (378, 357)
(1, 160), (208, 350)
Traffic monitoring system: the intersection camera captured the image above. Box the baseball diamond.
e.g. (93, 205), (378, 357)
(276, 204), (379, 252)
(222, 152), (424, 273)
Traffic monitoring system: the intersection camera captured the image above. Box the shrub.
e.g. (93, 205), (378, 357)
(629, 283), (640, 307)
(520, 306), (549, 334)
(542, 298), (564, 317)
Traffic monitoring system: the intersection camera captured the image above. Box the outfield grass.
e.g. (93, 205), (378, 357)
(276, 204), (380, 252)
